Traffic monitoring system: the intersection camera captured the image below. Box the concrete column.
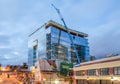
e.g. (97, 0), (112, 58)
(97, 69), (100, 76)
(109, 67), (113, 75)
(72, 76), (76, 84)
(73, 71), (76, 84)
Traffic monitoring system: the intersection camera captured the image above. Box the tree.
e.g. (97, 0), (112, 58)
(60, 62), (73, 76)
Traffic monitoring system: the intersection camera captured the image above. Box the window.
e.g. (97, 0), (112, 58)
(73, 36), (75, 39)
(76, 70), (85, 76)
(87, 69), (97, 76)
(114, 67), (120, 75)
(71, 44), (86, 63)
(33, 45), (37, 59)
(100, 68), (109, 75)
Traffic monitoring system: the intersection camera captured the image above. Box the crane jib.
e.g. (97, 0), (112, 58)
(51, 4), (81, 66)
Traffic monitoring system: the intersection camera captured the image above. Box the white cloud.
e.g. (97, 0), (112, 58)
(89, 15), (120, 57)
(0, 0), (120, 65)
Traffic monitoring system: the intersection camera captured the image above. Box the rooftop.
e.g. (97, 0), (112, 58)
(46, 20), (88, 37)
(80, 55), (120, 66)
(29, 20), (88, 37)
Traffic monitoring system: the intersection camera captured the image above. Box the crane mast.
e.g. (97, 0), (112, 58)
(51, 4), (80, 67)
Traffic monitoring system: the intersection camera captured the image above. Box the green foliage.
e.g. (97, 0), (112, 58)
(60, 62), (73, 76)
(60, 68), (68, 76)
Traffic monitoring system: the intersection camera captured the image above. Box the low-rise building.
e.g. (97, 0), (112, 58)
(73, 55), (120, 84)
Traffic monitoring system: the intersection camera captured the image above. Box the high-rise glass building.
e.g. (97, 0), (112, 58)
(28, 20), (89, 70)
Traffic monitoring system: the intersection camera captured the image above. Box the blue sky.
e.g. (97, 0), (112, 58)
(0, 0), (120, 65)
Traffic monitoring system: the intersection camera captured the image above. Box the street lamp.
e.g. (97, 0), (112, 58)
(43, 78), (46, 84)
(87, 76), (89, 84)
(43, 78), (46, 81)
(111, 76), (114, 84)
(2, 68), (5, 71)
(55, 80), (59, 84)
(111, 76), (118, 84)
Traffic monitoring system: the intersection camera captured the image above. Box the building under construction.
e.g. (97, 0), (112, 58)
(28, 20), (90, 83)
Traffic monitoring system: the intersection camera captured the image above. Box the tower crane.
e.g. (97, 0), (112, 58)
(51, 4), (80, 67)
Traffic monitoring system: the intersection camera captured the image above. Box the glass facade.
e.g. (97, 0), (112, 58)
(28, 25), (48, 70)
(49, 26), (89, 63)
(28, 21), (90, 70)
